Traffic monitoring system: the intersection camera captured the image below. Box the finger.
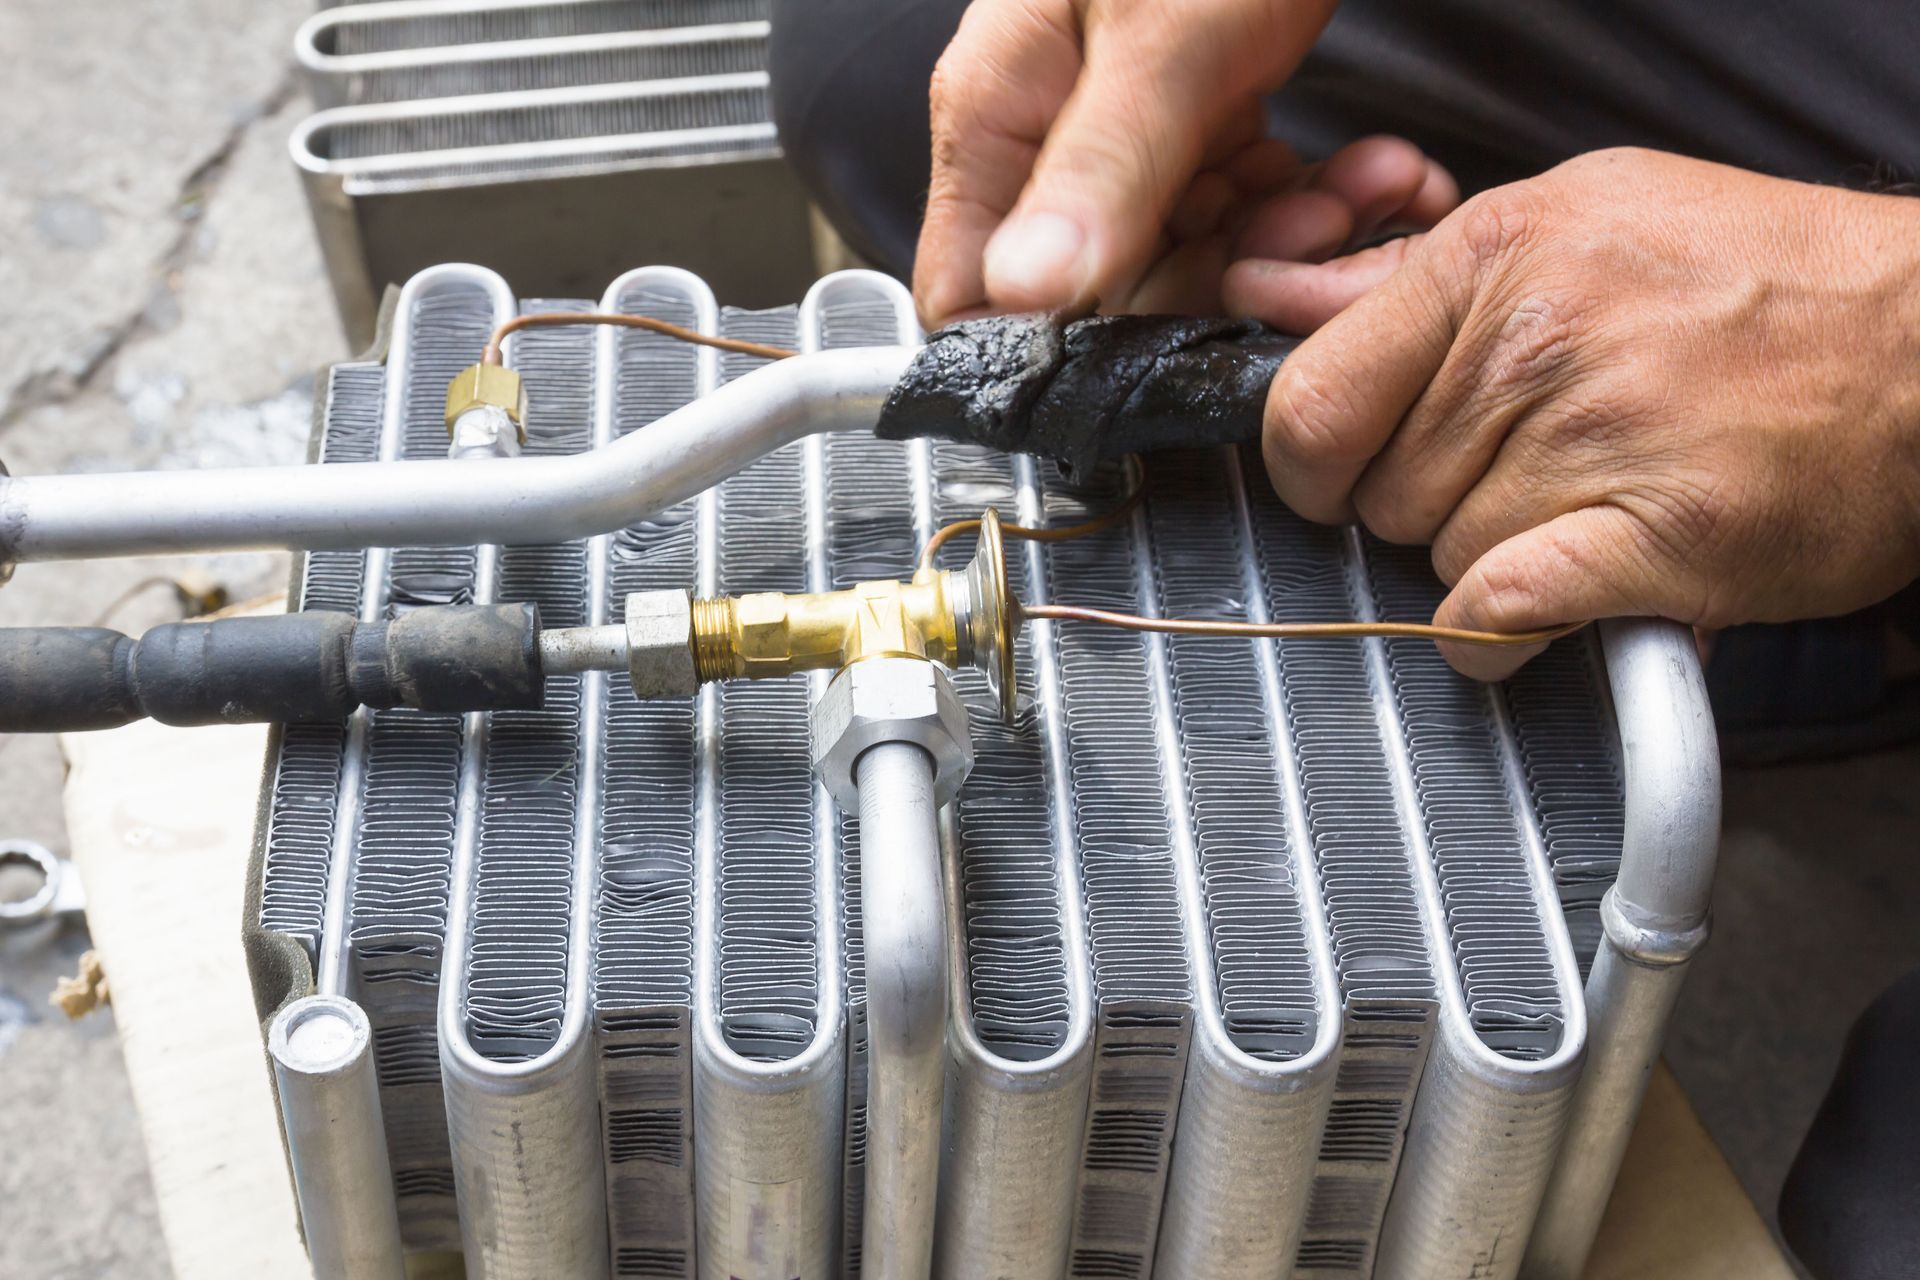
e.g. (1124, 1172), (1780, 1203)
(1432, 504), (1669, 680)
(1226, 138), (1307, 197)
(1169, 170), (1239, 244)
(1251, 231), (1466, 523)
(1403, 159), (1462, 228)
(1223, 234), (1421, 333)
(915, 0), (1081, 326)
(1425, 401), (1648, 582)
(1309, 135), (1434, 244)
(982, 0), (1335, 313)
(1349, 308), (1597, 549)
(1126, 234), (1235, 314)
(1201, 100), (1267, 168)
(1232, 190), (1354, 262)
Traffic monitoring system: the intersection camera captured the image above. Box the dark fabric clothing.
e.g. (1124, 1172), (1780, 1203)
(1779, 967), (1920, 1280)
(770, 0), (1920, 280)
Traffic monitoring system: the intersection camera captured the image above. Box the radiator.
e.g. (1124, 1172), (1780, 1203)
(290, 0), (814, 348)
(246, 263), (1721, 1280)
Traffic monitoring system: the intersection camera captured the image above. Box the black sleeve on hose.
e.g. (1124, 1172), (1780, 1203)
(875, 313), (1300, 480)
(0, 602), (546, 732)
(0, 627), (142, 732)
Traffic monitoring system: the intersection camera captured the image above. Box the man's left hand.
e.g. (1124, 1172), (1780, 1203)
(1241, 148), (1920, 678)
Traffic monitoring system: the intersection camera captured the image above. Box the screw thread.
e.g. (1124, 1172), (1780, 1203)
(690, 595), (737, 683)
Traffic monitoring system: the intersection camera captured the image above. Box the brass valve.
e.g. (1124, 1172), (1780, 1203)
(535, 509), (1018, 719)
(690, 508), (1016, 720)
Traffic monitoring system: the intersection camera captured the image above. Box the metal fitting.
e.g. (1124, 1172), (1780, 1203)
(625, 589), (698, 699)
(687, 508), (1017, 720)
(443, 362), (527, 441)
(811, 656), (973, 810)
(1600, 889), (1712, 968)
(692, 574), (964, 683)
(447, 405), (522, 459)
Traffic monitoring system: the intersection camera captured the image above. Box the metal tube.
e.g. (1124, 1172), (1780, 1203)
(855, 740), (947, 1280)
(0, 345), (915, 564)
(1523, 618), (1721, 1280)
(268, 995), (407, 1280)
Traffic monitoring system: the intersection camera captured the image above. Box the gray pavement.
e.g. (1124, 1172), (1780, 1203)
(0, 3), (338, 1277)
(0, 2), (1916, 1277)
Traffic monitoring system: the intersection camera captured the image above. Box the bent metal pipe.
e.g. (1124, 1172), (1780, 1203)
(0, 345), (916, 567)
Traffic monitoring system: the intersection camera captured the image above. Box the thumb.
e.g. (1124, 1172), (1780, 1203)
(982, 0), (1334, 313)
(1433, 505), (1671, 681)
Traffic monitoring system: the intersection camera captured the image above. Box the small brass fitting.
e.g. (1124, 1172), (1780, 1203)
(690, 509), (1018, 721)
(444, 363), (528, 442)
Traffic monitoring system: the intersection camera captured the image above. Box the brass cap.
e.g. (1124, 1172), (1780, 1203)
(444, 363), (528, 439)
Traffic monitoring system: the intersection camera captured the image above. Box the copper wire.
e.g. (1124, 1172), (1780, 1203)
(481, 312), (799, 366)
(917, 473), (1149, 572)
(920, 467), (1582, 649)
(1019, 602), (1584, 648)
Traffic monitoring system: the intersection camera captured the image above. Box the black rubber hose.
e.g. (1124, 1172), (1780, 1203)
(876, 313), (1300, 481)
(0, 602), (545, 732)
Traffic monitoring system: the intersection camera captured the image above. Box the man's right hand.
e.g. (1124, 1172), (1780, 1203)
(913, 0), (1457, 327)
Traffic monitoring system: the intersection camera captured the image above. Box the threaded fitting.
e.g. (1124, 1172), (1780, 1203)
(690, 595), (737, 683)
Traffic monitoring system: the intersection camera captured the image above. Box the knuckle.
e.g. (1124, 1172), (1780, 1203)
(1265, 367), (1371, 472)
(1626, 470), (1741, 563)
(1459, 549), (1547, 630)
(1476, 289), (1594, 400)
(1451, 185), (1549, 267)
(1430, 519), (1489, 586)
(1352, 477), (1433, 546)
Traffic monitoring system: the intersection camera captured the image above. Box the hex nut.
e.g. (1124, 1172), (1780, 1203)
(443, 362), (527, 436)
(625, 589), (698, 699)
(448, 405), (522, 459)
(811, 656), (973, 811)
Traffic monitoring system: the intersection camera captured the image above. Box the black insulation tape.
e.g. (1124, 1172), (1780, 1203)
(0, 602), (545, 732)
(877, 313), (1298, 479)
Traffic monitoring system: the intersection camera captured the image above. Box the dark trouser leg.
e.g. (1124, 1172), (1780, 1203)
(1780, 967), (1920, 1280)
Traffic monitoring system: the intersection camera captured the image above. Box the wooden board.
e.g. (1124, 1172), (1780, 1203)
(61, 717), (309, 1280)
(62, 715), (1795, 1280)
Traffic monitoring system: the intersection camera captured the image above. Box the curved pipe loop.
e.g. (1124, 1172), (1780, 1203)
(1524, 618), (1722, 1280)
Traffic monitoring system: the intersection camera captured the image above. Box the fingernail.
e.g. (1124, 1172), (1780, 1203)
(984, 211), (1090, 306)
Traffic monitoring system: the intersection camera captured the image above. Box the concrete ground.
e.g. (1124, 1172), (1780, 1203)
(0, 2), (339, 1277)
(0, 3), (1916, 1278)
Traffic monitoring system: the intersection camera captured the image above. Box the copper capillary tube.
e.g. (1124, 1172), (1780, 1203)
(481, 312), (799, 365)
(1020, 602), (1584, 648)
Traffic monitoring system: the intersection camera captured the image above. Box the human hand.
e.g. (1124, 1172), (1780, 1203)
(1248, 148), (1920, 678)
(913, 0), (1457, 325)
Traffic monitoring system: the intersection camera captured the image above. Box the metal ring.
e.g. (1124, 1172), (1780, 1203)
(0, 839), (61, 924)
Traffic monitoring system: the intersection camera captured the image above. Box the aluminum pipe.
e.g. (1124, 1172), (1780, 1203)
(1523, 618), (1721, 1279)
(0, 345), (915, 565)
(855, 740), (949, 1280)
(268, 995), (408, 1280)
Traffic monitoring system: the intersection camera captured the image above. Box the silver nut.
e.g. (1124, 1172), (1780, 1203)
(811, 656), (973, 811)
(447, 405), (522, 459)
(626, 589), (697, 699)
